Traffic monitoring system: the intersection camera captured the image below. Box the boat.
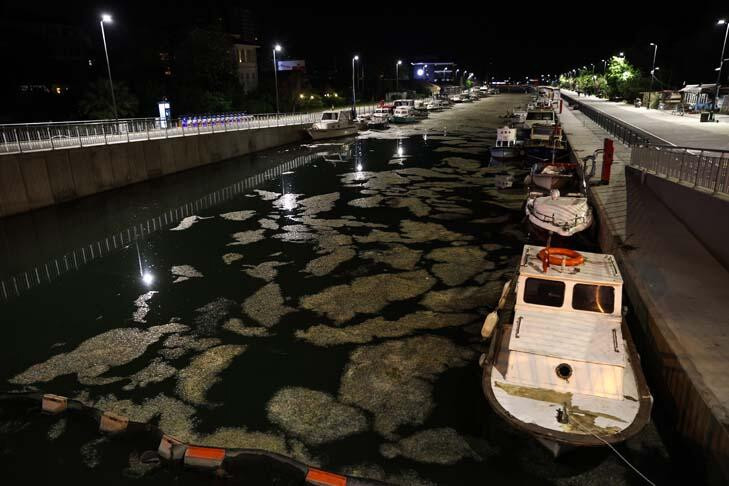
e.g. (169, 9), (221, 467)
(526, 162), (576, 190)
(491, 126), (523, 160)
(481, 244), (652, 457)
(392, 106), (418, 124)
(367, 108), (391, 129)
(425, 99), (446, 111)
(525, 189), (593, 239)
(523, 109), (556, 130)
(306, 109), (359, 140)
(525, 124), (569, 162)
(449, 94), (464, 103)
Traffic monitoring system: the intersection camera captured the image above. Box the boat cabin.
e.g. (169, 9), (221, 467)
(393, 106), (414, 116)
(393, 99), (415, 107)
(314, 110), (354, 129)
(496, 126), (518, 148)
(525, 109), (556, 126)
(509, 245), (626, 400)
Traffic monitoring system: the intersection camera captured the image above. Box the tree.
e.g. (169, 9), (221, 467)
(172, 27), (239, 114)
(605, 56), (646, 101)
(79, 79), (139, 119)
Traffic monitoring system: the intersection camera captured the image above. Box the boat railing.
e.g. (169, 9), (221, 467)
(0, 104), (379, 155)
(630, 144), (729, 197)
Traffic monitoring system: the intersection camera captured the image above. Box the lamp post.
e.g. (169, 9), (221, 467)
(99, 14), (118, 120)
(396, 60), (402, 91)
(352, 55), (359, 116)
(715, 20), (729, 112)
(646, 43), (659, 109)
(273, 44), (282, 114)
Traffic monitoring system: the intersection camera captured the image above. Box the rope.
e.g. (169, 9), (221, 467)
(571, 419), (656, 486)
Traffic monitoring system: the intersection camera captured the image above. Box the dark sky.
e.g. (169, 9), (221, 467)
(3, 2), (729, 86)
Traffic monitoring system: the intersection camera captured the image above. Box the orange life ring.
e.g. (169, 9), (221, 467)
(538, 247), (584, 266)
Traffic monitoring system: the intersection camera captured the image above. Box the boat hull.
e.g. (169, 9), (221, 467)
(490, 147), (523, 160)
(392, 116), (417, 124)
(306, 126), (358, 140)
(482, 318), (652, 456)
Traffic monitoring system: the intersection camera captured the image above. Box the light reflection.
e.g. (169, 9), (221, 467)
(142, 272), (155, 286)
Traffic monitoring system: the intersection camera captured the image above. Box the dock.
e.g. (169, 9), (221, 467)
(558, 92), (729, 484)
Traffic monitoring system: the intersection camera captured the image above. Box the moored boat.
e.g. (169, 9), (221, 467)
(367, 108), (391, 129)
(526, 162), (576, 190)
(491, 126), (523, 160)
(481, 245), (652, 457)
(306, 109), (359, 140)
(392, 106), (418, 124)
(525, 189), (593, 239)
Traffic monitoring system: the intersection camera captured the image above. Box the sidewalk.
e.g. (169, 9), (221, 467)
(562, 89), (729, 150)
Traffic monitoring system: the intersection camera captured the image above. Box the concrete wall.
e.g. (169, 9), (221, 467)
(632, 168), (729, 270)
(0, 125), (309, 218)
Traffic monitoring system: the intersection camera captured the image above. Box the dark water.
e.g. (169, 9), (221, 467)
(0, 96), (679, 485)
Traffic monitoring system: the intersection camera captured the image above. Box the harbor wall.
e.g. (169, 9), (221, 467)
(0, 125), (310, 218)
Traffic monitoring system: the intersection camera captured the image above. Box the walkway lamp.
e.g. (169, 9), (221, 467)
(352, 55), (359, 115)
(648, 43), (658, 109)
(715, 20), (729, 112)
(99, 14), (118, 120)
(396, 60), (402, 91)
(273, 44), (282, 114)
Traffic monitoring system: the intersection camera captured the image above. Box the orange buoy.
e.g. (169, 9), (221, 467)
(537, 247), (584, 267)
(41, 394), (68, 414)
(306, 468), (348, 486)
(99, 411), (129, 434)
(183, 446), (225, 468)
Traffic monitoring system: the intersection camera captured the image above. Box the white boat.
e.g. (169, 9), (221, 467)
(525, 189), (593, 239)
(523, 109), (557, 130)
(392, 106), (418, 124)
(306, 110), (358, 140)
(482, 245), (652, 457)
(491, 126), (523, 160)
(367, 108), (391, 129)
(449, 94), (463, 103)
(425, 99), (446, 111)
(527, 163), (576, 190)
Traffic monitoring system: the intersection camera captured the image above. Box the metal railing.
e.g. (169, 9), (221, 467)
(0, 104), (378, 155)
(561, 92), (664, 146)
(631, 144), (729, 196)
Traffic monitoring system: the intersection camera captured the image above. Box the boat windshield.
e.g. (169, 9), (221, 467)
(572, 284), (615, 313)
(523, 278), (564, 307)
(526, 112), (554, 121)
(321, 112), (339, 121)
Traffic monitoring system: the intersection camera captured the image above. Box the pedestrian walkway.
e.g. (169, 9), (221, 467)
(562, 89), (729, 150)
(558, 100), (729, 484)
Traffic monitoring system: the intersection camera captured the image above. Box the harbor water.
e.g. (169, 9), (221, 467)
(0, 94), (679, 485)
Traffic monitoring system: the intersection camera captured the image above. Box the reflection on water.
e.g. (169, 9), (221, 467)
(0, 95), (679, 485)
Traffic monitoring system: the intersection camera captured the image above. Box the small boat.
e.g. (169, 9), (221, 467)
(526, 163), (576, 190)
(425, 99), (446, 111)
(525, 124), (569, 162)
(392, 106), (418, 124)
(306, 110), (358, 140)
(367, 108), (391, 129)
(449, 94), (464, 103)
(491, 126), (523, 160)
(523, 109), (556, 130)
(525, 189), (593, 239)
(481, 244), (652, 457)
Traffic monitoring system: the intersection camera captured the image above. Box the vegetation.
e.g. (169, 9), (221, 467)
(559, 56), (648, 101)
(79, 79), (139, 119)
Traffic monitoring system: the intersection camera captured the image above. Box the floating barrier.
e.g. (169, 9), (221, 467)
(0, 391), (390, 485)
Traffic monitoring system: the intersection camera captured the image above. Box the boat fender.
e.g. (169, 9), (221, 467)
(550, 188), (560, 200)
(184, 446), (226, 469)
(158, 434), (187, 461)
(478, 353), (487, 367)
(42, 394), (68, 414)
(99, 411), (129, 434)
(306, 468), (348, 486)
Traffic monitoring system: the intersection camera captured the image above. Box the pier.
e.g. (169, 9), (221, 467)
(559, 91), (729, 484)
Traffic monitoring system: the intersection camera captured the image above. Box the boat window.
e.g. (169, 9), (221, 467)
(572, 284), (615, 313)
(523, 278), (565, 307)
(322, 112), (338, 120)
(526, 112), (554, 121)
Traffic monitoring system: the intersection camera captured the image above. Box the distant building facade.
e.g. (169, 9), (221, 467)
(233, 41), (259, 93)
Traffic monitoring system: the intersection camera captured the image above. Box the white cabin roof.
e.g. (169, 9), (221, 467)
(520, 245), (623, 286)
(509, 307), (625, 367)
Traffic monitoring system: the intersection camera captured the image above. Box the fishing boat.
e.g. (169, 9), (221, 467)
(306, 109), (359, 140)
(481, 245), (652, 457)
(526, 163), (576, 190)
(525, 124), (569, 162)
(491, 126), (523, 160)
(525, 189), (593, 240)
(392, 106), (418, 124)
(523, 109), (556, 130)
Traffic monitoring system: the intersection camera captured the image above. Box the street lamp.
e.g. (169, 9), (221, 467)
(602, 59), (607, 72)
(99, 14), (118, 120)
(715, 20), (729, 112)
(647, 42), (659, 109)
(352, 55), (359, 116)
(273, 44), (282, 114)
(396, 60), (402, 91)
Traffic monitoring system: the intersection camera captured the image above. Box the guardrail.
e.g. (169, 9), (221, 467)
(560, 92), (663, 146)
(0, 104), (378, 155)
(631, 144), (729, 196)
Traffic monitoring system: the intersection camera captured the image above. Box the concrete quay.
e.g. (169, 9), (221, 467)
(558, 97), (729, 484)
(0, 123), (309, 218)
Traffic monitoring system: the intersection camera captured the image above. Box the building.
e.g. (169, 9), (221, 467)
(232, 40), (259, 94)
(411, 62), (457, 83)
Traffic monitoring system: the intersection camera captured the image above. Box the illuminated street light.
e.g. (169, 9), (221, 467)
(352, 55), (359, 116)
(396, 60), (402, 91)
(273, 44), (282, 114)
(648, 43), (658, 109)
(715, 20), (729, 112)
(99, 14), (118, 120)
